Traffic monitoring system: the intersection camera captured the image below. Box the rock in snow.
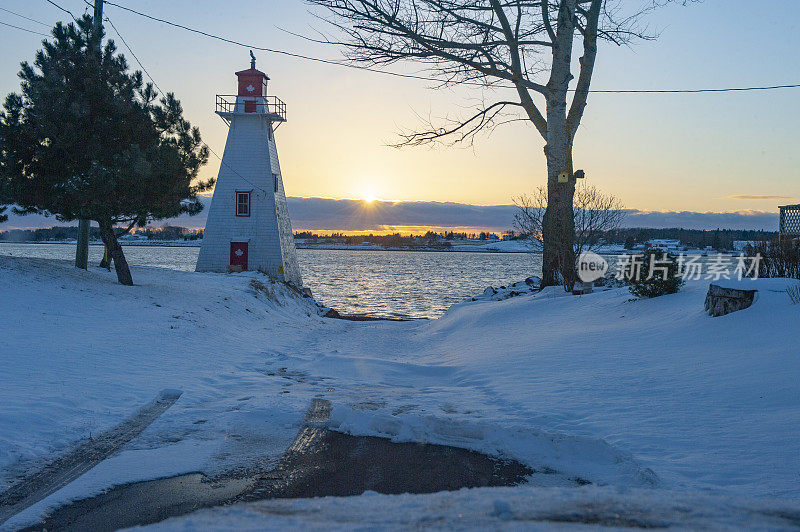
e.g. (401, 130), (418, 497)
(470, 276), (542, 302)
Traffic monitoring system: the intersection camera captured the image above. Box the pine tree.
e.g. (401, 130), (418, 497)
(627, 251), (684, 299)
(0, 16), (212, 285)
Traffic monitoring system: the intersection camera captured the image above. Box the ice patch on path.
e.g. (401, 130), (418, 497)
(4, 439), (220, 530)
(328, 406), (658, 488)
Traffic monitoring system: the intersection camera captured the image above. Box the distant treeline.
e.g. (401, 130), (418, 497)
(295, 228), (780, 250)
(296, 231), (502, 241)
(0, 225), (202, 242)
(1, 226), (780, 250)
(296, 231), (456, 249)
(599, 228), (778, 249)
(138, 226), (203, 240)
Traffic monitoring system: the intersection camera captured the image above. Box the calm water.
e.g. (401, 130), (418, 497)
(0, 243), (544, 318)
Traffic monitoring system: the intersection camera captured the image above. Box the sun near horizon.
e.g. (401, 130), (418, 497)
(2, 1), (796, 217)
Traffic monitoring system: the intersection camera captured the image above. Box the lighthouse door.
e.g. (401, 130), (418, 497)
(230, 242), (248, 270)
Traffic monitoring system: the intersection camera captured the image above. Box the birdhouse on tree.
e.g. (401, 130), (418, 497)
(196, 53), (302, 287)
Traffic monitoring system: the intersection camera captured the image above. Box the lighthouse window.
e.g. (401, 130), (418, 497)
(236, 191), (251, 217)
(273, 173), (279, 193)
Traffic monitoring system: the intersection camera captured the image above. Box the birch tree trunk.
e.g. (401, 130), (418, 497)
(542, 143), (576, 288)
(541, 0), (578, 289)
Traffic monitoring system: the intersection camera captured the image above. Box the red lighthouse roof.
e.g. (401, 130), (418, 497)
(236, 52), (269, 97)
(234, 67), (269, 80)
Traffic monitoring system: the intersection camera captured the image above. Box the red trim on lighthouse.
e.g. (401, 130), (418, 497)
(230, 242), (248, 269)
(235, 190), (251, 217)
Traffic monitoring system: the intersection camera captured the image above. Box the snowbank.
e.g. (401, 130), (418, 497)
(431, 277), (800, 496)
(0, 256), (323, 494)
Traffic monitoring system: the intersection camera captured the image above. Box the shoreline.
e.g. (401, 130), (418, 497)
(0, 241), (726, 256)
(0, 240), (543, 254)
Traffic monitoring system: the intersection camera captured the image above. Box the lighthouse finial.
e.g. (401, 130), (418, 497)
(250, 50), (256, 69)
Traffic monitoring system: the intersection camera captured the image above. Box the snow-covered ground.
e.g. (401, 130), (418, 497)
(450, 239), (535, 252)
(139, 486), (800, 531)
(1, 255), (799, 529)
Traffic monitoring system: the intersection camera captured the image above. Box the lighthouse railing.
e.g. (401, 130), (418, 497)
(215, 95), (286, 121)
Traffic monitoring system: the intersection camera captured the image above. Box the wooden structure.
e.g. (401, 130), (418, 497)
(779, 204), (800, 238)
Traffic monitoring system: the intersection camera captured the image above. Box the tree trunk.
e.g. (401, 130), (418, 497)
(541, 142), (576, 290)
(541, 0), (578, 291)
(541, 85), (577, 290)
(99, 221), (133, 286)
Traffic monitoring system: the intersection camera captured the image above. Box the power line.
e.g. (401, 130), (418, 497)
(103, 12), (270, 197)
(43, 0), (77, 21)
(104, 16), (162, 93)
(94, 0), (439, 85)
(0, 7), (50, 27)
(586, 84), (800, 94)
(97, 0), (799, 94)
(0, 20), (49, 36)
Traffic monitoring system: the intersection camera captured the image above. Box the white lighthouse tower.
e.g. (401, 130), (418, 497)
(196, 54), (302, 287)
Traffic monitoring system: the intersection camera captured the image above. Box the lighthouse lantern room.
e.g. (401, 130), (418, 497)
(195, 53), (302, 287)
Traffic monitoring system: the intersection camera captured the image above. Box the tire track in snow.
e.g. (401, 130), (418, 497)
(0, 389), (183, 525)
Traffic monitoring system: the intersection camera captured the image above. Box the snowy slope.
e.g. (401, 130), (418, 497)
(1, 255), (799, 529)
(0, 257), (325, 493)
(417, 279), (800, 497)
(249, 277), (800, 497)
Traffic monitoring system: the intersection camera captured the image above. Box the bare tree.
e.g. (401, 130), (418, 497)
(572, 183), (625, 257)
(308, 0), (664, 285)
(514, 183), (625, 288)
(514, 187), (548, 242)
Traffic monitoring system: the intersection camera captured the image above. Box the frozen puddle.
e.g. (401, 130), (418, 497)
(16, 400), (546, 531)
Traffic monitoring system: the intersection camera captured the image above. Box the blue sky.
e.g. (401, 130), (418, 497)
(0, 0), (798, 231)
